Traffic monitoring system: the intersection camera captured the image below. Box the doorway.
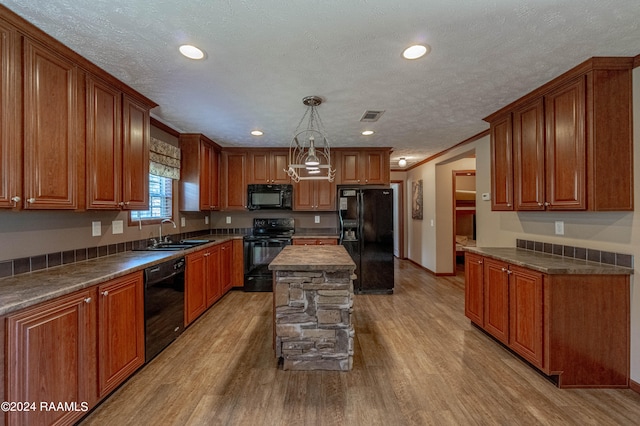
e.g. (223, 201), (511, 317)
(391, 181), (404, 259)
(452, 170), (476, 271)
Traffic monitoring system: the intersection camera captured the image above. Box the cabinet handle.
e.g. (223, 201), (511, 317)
(477, 260), (483, 264)
(118, 201), (125, 207)
(84, 297), (92, 304)
(11, 196), (20, 204)
(507, 203), (511, 207)
(27, 198), (36, 203)
(544, 202), (550, 206)
(537, 202), (543, 206)
(507, 270), (513, 275)
(501, 267), (507, 272)
(101, 290), (109, 296)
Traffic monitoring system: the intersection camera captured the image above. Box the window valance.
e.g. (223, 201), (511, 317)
(149, 137), (181, 180)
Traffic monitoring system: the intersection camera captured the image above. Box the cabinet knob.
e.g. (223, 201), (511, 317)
(501, 267), (507, 272)
(27, 198), (36, 203)
(11, 196), (20, 203)
(84, 297), (92, 304)
(477, 260), (483, 264)
(507, 203), (511, 207)
(118, 201), (125, 207)
(101, 290), (109, 296)
(537, 202), (543, 206)
(507, 270), (513, 275)
(544, 202), (550, 206)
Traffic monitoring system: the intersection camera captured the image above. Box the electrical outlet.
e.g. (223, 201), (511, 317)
(481, 192), (491, 201)
(314, 215), (320, 224)
(92, 221), (101, 237)
(226, 216), (232, 224)
(112, 220), (123, 234)
(555, 221), (564, 235)
(205, 216), (209, 225)
(181, 217), (186, 227)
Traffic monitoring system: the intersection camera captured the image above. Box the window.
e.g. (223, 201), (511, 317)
(131, 174), (173, 222)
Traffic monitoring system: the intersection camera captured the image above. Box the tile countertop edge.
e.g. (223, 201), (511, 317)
(465, 247), (634, 275)
(0, 235), (243, 317)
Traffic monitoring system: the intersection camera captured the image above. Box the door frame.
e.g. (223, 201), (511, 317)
(452, 170), (476, 271)
(391, 180), (405, 259)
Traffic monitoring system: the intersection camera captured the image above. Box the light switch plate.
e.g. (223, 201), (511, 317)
(430, 219), (434, 227)
(481, 192), (491, 201)
(555, 221), (564, 235)
(226, 216), (232, 224)
(181, 217), (186, 227)
(92, 221), (101, 237)
(315, 215), (320, 224)
(205, 216), (209, 225)
(112, 220), (123, 234)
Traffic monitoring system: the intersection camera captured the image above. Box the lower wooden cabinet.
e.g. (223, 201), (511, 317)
(97, 272), (145, 397)
(5, 271), (144, 425)
(464, 253), (629, 387)
(185, 249), (209, 326)
(220, 241), (233, 293)
(232, 239), (244, 288)
(292, 238), (338, 246)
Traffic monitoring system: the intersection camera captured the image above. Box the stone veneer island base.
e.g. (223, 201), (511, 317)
(269, 245), (356, 371)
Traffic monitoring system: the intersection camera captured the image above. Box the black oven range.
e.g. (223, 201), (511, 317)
(243, 218), (294, 292)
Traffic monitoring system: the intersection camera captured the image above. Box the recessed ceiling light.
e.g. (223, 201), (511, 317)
(179, 44), (205, 60)
(251, 130), (264, 136)
(361, 130), (374, 136)
(402, 44), (430, 60)
(398, 158), (407, 167)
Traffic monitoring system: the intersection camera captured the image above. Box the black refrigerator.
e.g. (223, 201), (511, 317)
(338, 187), (394, 294)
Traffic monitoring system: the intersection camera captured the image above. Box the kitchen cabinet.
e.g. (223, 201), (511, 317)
(221, 241), (233, 293)
(464, 252), (629, 387)
(489, 114), (513, 211)
(232, 239), (244, 288)
(121, 94), (150, 210)
(86, 77), (152, 210)
(6, 288), (97, 426)
(486, 57), (633, 211)
(185, 249), (209, 326)
(180, 133), (220, 211)
(293, 178), (336, 211)
(205, 245), (222, 307)
(247, 149), (290, 184)
(338, 149), (390, 185)
(97, 272), (145, 398)
(293, 238), (338, 246)
(221, 150), (247, 210)
(0, 18), (21, 209)
(23, 37), (82, 210)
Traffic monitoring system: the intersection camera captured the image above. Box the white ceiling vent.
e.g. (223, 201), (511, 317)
(360, 110), (385, 122)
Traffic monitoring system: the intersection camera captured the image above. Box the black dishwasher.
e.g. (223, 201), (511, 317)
(144, 257), (185, 362)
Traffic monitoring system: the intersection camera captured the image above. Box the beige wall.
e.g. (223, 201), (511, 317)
(404, 66), (640, 383)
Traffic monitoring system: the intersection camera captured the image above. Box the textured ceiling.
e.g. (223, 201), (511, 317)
(2, 0), (639, 169)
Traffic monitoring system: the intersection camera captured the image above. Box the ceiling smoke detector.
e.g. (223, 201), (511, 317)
(360, 110), (385, 122)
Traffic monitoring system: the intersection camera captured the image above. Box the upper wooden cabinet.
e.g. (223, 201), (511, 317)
(337, 149), (390, 185)
(180, 133), (220, 211)
(23, 37), (81, 210)
(221, 150), (247, 210)
(0, 18), (21, 209)
(490, 114), (514, 211)
(121, 95), (151, 210)
(247, 149), (290, 184)
(486, 57), (633, 211)
(293, 178), (336, 211)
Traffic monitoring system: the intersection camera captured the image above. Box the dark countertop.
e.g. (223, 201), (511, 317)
(0, 235), (243, 316)
(465, 247), (633, 275)
(269, 245), (355, 271)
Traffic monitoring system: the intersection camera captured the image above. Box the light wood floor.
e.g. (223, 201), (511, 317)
(81, 259), (640, 425)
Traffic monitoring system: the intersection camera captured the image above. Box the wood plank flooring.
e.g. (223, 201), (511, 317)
(81, 259), (640, 425)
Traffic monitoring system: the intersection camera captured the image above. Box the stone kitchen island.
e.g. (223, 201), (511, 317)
(269, 245), (356, 371)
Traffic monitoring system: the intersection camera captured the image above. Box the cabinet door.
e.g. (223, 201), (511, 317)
(315, 179), (337, 211)
(23, 38), (79, 209)
(293, 179), (314, 211)
(490, 114), (513, 211)
(97, 272), (144, 397)
(339, 151), (361, 184)
(364, 150), (388, 185)
(222, 152), (247, 210)
(545, 77), (586, 210)
(200, 143), (220, 210)
(317, 238), (338, 245)
(271, 150), (291, 183)
(7, 289), (97, 426)
(0, 19), (21, 209)
(185, 250), (208, 325)
(122, 95), (150, 210)
(248, 151), (269, 184)
(509, 265), (544, 369)
(464, 253), (484, 326)
(514, 98), (545, 210)
(86, 76), (122, 209)
(221, 241), (233, 293)
(232, 239), (244, 288)
(483, 258), (510, 344)
(205, 246), (221, 307)
(293, 238), (316, 245)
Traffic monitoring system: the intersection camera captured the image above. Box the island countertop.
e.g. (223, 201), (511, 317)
(269, 245), (355, 271)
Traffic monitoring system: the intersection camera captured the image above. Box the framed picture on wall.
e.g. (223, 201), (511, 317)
(412, 179), (423, 220)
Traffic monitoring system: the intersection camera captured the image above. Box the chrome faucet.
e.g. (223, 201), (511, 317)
(159, 219), (177, 243)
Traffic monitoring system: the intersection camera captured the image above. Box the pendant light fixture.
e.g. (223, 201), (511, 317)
(287, 96), (336, 182)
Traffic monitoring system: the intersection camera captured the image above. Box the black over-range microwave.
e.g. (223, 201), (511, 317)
(247, 184), (293, 210)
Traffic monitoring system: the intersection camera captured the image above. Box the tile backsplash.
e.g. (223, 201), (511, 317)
(516, 239), (633, 269)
